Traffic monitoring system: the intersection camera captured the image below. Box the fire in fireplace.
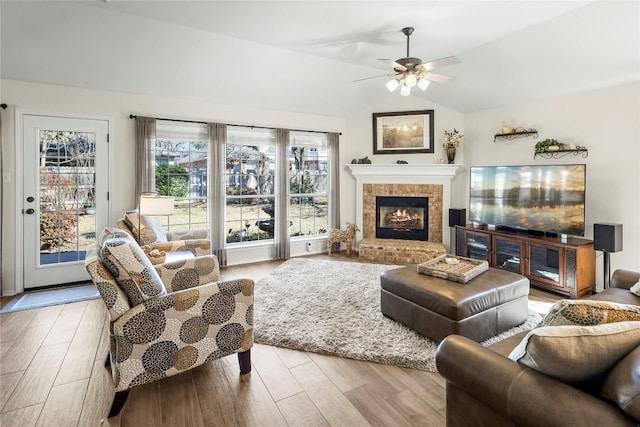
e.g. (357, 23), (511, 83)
(375, 196), (429, 241)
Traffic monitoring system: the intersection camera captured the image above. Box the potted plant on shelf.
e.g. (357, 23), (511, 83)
(443, 129), (463, 164)
(534, 139), (564, 153)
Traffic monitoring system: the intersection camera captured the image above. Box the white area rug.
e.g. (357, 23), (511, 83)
(254, 258), (541, 372)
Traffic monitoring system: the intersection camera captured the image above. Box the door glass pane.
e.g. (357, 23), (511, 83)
(494, 238), (520, 273)
(465, 233), (488, 260)
(38, 130), (96, 265)
(529, 245), (560, 283)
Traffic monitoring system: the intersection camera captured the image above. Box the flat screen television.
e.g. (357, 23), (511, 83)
(469, 164), (586, 236)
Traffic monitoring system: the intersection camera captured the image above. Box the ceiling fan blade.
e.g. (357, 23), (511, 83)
(423, 72), (456, 83)
(353, 73), (398, 83)
(378, 58), (407, 71)
(421, 56), (460, 71)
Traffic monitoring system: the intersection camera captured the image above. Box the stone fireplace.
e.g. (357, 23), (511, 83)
(347, 164), (459, 262)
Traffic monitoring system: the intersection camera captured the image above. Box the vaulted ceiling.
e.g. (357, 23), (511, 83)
(1, 1), (638, 116)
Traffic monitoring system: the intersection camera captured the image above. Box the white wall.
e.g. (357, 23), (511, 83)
(341, 96), (467, 239)
(0, 79), (345, 295)
(463, 81), (640, 290)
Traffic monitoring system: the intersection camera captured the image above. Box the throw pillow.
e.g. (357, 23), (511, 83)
(541, 299), (640, 326)
(508, 321), (640, 384)
(100, 237), (167, 305)
(630, 282), (640, 297)
(97, 227), (132, 246)
(124, 212), (168, 245)
(601, 345), (640, 421)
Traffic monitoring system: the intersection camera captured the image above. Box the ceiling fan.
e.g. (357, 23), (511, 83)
(354, 27), (460, 96)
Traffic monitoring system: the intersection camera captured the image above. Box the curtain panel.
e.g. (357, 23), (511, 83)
(328, 132), (340, 230)
(134, 117), (157, 207)
(208, 123), (228, 266)
(275, 128), (291, 259)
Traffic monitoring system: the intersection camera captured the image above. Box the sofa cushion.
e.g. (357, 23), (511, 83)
(630, 282), (640, 297)
(542, 299), (640, 327)
(100, 237), (167, 305)
(124, 212), (167, 245)
(601, 345), (640, 421)
(508, 321), (640, 384)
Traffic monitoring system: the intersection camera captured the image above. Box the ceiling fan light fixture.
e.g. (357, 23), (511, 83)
(386, 79), (400, 92)
(405, 73), (417, 87)
(417, 78), (430, 91)
(356, 27), (459, 96)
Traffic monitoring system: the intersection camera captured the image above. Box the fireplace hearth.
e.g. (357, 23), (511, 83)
(375, 196), (428, 241)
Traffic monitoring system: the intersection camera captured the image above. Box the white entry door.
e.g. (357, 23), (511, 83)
(22, 114), (109, 289)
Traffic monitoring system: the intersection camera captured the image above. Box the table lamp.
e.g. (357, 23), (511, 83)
(138, 193), (175, 243)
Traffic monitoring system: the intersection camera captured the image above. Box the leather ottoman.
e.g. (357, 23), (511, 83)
(380, 266), (529, 342)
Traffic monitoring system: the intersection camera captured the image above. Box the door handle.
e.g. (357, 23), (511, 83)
(25, 208), (35, 214)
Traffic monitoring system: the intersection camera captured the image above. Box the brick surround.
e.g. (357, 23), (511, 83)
(363, 183), (443, 243)
(360, 183), (446, 263)
(346, 164), (460, 254)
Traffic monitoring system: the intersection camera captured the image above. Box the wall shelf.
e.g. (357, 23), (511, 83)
(534, 148), (588, 159)
(494, 130), (538, 142)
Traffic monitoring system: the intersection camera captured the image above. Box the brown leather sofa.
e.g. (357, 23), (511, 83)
(436, 269), (640, 427)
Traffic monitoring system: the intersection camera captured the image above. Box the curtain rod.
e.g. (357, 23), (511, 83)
(129, 114), (341, 135)
(0, 104), (7, 109)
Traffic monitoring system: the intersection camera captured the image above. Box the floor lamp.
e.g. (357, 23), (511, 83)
(138, 193), (175, 243)
(593, 223), (623, 289)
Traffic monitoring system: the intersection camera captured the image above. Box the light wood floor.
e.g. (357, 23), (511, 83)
(0, 253), (562, 427)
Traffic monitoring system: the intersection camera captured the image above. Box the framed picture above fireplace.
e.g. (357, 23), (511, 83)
(372, 110), (434, 154)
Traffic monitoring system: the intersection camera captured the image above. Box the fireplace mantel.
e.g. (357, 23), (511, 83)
(347, 163), (460, 252)
(347, 164), (459, 180)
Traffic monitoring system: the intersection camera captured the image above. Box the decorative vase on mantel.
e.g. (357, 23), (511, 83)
(446, 148), (457, 164)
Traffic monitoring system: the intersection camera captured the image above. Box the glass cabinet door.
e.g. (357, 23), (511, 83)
(464, 232), (490, 260)
(528, 244), (561, 286)
(494, 237), (522, 274)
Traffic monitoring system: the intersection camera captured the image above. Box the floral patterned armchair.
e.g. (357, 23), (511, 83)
(85, 229), (253, 418)
(116, 211), (210, 257)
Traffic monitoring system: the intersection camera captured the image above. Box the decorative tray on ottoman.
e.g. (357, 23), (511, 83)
(417, 255), (489, 283)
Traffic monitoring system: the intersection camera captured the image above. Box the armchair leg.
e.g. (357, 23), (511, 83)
(107, 390), (130, 418)
(104, 353), (111, 368)
(238, 349), (251, 375)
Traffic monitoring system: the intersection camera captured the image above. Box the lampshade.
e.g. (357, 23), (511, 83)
(404, 73), (417, 87)
(139, 194), (175, 215)
(417, 78), (430, 91)
(400, 84), (411, 96)
(386, 79), (400, 92)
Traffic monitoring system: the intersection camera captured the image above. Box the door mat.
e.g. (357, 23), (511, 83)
(1, 284), (100, 313)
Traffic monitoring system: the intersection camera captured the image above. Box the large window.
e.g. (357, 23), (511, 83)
(289, 131), (328, 237)
(225, 126), (276, 244)
(151, 121), (333, 250)
(154, 121), (209, 232)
